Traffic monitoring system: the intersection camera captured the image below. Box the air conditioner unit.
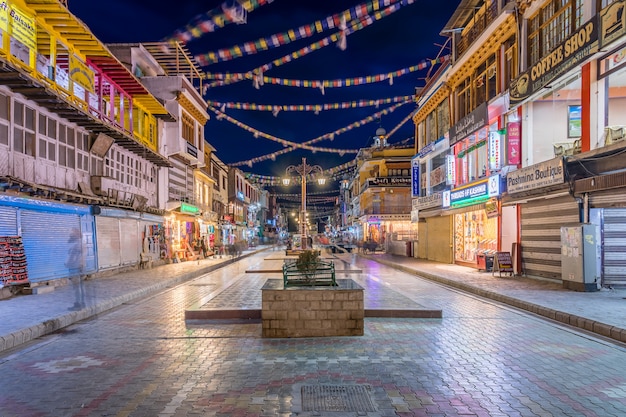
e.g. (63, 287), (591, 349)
(90, 176), (117, 197)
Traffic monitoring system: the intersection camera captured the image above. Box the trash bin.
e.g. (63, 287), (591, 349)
(406, 241), (413, 257)
(477, 253), (494, 272)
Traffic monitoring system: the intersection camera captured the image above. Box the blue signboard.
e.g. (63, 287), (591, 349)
(411, 157), (420, 197)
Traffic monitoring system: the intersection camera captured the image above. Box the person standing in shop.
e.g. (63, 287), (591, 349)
(66, 228), (85, 310)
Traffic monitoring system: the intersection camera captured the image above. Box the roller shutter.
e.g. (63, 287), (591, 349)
(601, 209), (626, 287)
(20, 211), (80, 283)
(0, 206), (18, 235)
(96, 216), (121, 269)
(520, 195), (579, 280)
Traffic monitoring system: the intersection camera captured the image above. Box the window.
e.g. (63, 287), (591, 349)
(37, 114), (57, 162)
(76, 132), (90, 172)
(528, 0), (583, 67)
(456, 77), (472, 120)
(503, 36), (517, 90)
(0, 92), (10, 146)
(58, 125), (76, 168)
(13, 101), (36, 156)
(182, 113), (195, 146)
(474, 53), (498, 105)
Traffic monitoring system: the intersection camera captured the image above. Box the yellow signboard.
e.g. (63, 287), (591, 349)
(69, 55), (95, 93)
(9, 4), (36, 50)
(0, 2), (9, 33)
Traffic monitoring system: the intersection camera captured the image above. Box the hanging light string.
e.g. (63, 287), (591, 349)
(243, 160), (357, 186)
(230, 105), (414, 168)
(205, 56), (447, 91)
(214, 100), (412, 167)
(165, 0), (274, 44)
(204, 1), (416, 89)
(207, 95), (413, 114)
(197, 0), (410, 65)
(385, 108), (417, 139)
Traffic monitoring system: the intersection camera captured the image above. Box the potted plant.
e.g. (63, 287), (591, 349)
(295, 250), (320, 283)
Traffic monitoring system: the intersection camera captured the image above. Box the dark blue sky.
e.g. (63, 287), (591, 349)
(70, 0), (460, 183)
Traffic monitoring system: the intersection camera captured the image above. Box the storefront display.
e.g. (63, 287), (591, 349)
(454, 209), (498, 263)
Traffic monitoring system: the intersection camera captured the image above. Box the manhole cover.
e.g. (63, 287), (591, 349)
(301, 384), (376, 412)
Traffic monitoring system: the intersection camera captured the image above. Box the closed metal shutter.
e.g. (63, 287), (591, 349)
(20, 210), (81, 283)
(120, 219), (139, 265)
(520, 195), (579, 280)
(96, 216), (121, 269)
(0, 206), (18, 235)
(601, 209), (626, 287)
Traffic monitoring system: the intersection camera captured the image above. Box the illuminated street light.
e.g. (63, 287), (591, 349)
(283, 157), (325, 250)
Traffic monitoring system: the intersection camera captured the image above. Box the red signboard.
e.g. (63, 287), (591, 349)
(507, 122), (521, 165)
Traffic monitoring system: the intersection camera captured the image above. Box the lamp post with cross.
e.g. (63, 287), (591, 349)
(283, 158), (325, 250)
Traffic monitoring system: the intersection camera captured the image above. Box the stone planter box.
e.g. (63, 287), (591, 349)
(261, 279), (364, 338)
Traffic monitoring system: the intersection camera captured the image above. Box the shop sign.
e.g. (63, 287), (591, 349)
(367, 177), (410, 187)
(510, 19), (598, 105)
(416, 136), (449, 160)
(367, 214), (410, 222)
(9, 4), (36, 51)
(411, 209), (419, 223)
(236, 191), (245, 201)
(447, 174), (503, 208)
(599, 1), (626, 48)
(506, 157), (565, 193)
(485, 198), (499, 219)
(488, 131), (501, 171)
(415, 192), (443, 210)
(430, 164), (446, 187)
(449, 103), (488, 145)
(411, 157), (420, 197)
(180, 202), (199, 214)
(507, 122), (521, 165)
(0, 2), (8, 32)
(446, 154), (455, 186)
(69, 55), (95, 93)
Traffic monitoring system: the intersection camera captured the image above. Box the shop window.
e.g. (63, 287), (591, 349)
(454, 132), (488, 185)
(454, 209), (498, 263)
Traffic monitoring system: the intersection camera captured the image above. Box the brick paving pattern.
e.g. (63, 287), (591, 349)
(0, 247), (624, 416)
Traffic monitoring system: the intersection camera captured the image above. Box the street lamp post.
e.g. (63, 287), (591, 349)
(283, 157), (324, 250)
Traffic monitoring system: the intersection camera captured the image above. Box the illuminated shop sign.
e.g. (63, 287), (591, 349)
(449, 102), (488, 145)
(236, 191), (245, 201)
(444, 175), (503, 208)
(510, 19), (598, 105)
(411, 157), (420, 197)
(506, 157), (564, 193)
(180, 203), (199, 214)
(367, 177), (410, 187)
(415, 192), (443, 210)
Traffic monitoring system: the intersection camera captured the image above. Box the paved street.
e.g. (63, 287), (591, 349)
(0, 249), (625, 417)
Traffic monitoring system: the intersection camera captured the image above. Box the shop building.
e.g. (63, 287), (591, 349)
(0, 1), (172, 289)
(413, 0), (518, 269)
(110, 43), (212, 262)
(503, 0), (626, 288)
(350, 129), (416, 255)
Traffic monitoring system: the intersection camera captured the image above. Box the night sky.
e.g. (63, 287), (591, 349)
(69, 0), (460, 188)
